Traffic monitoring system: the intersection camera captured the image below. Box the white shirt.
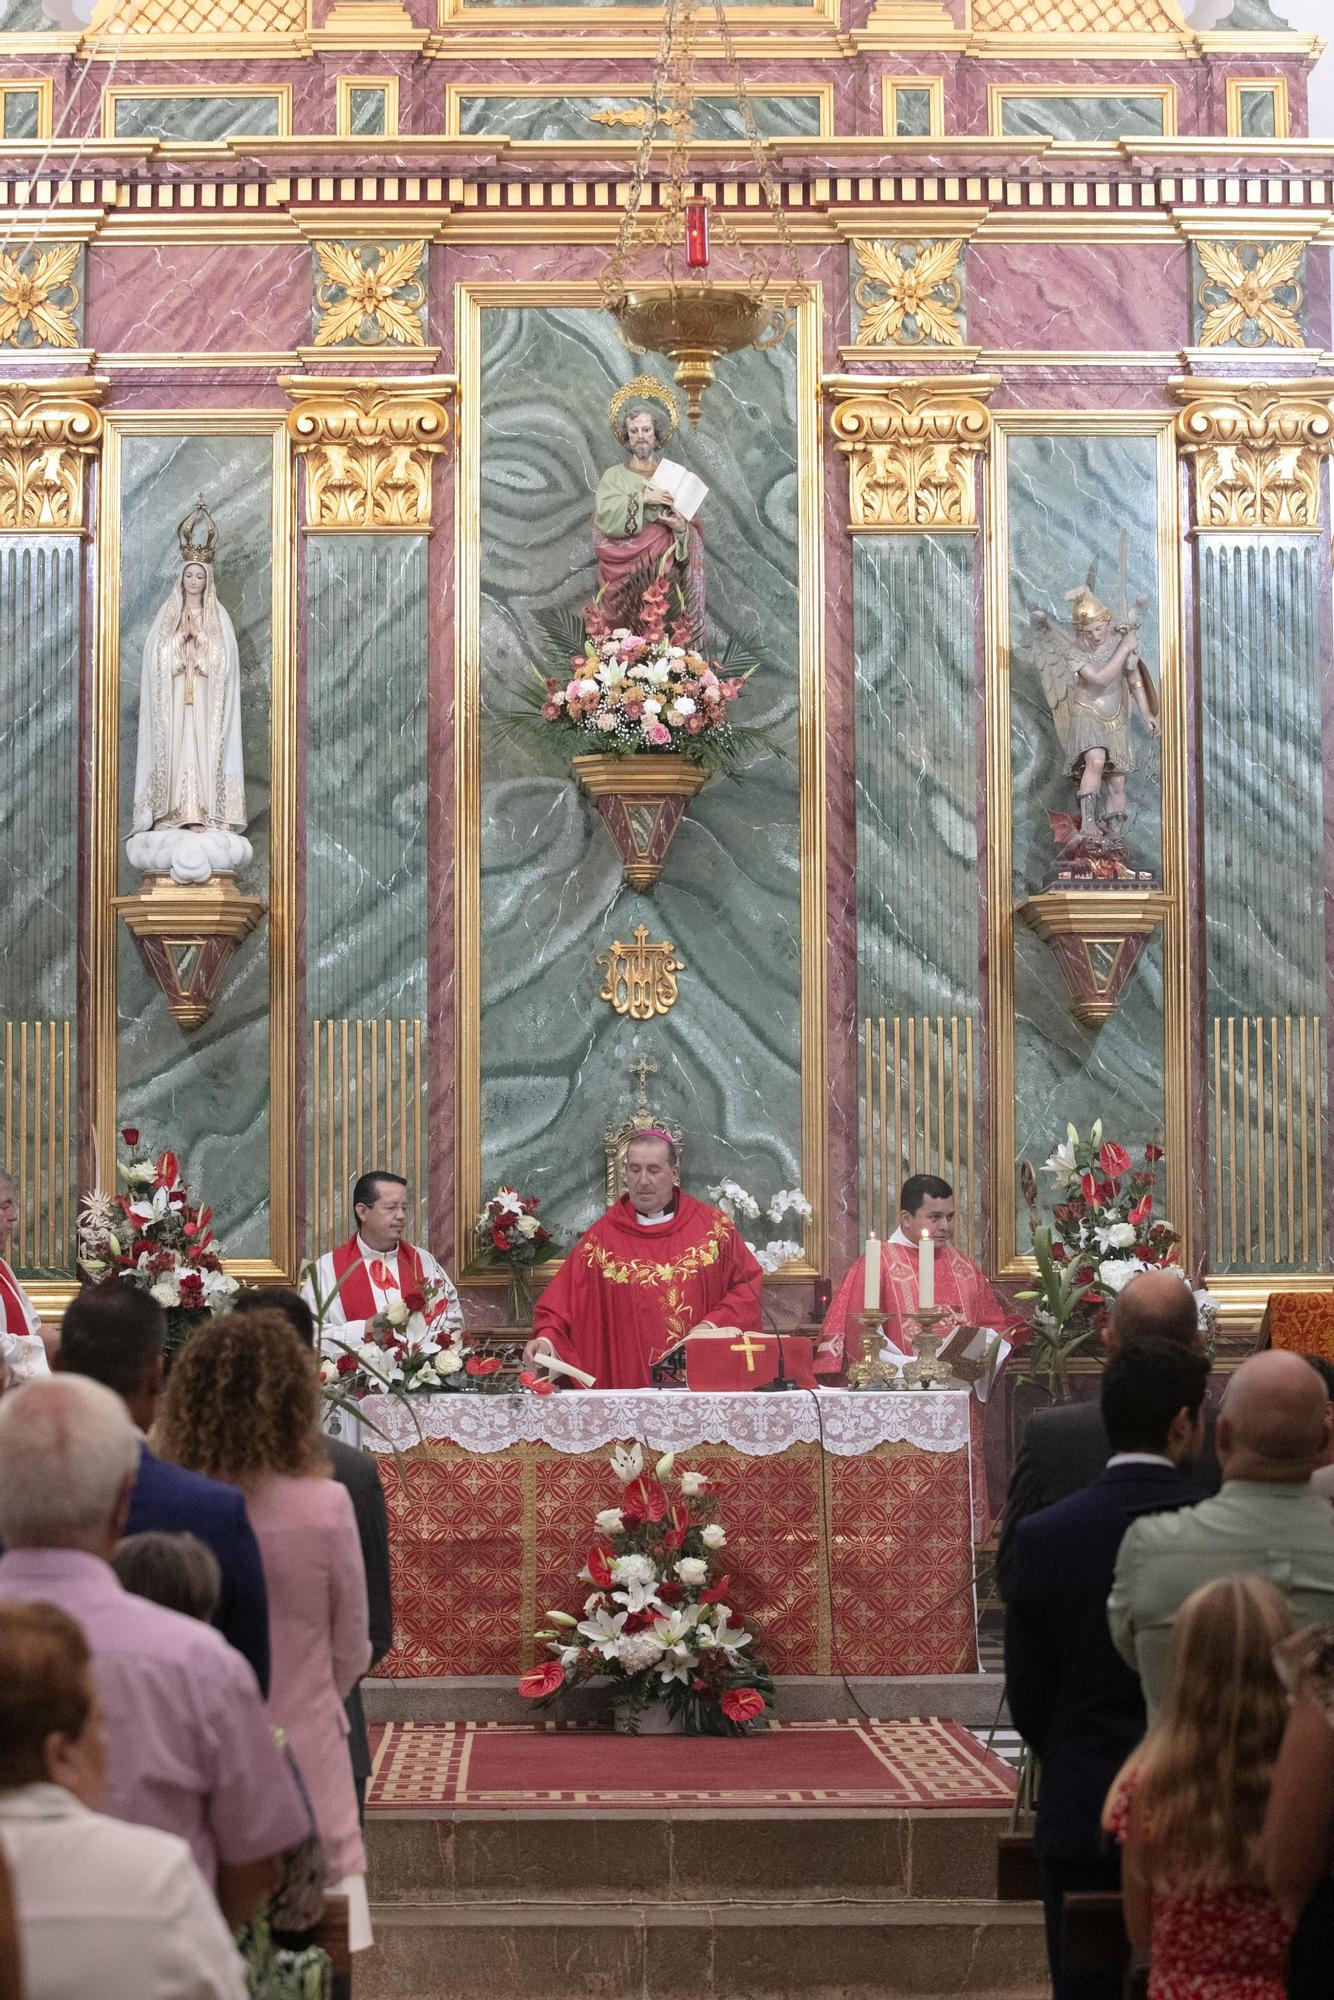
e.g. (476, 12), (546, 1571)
(303, 1233), (463, 1350)
(0, 1255), (47, 1384)
(0, 1783), (247, 2000)
(1106, 1452), (1175, 1470)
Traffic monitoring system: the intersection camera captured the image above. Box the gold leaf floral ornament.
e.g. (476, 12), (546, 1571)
(852, 239), (964, 349)
(313, 240), (427, 348)
(0, 244), (81, 351)
(1195, 241), (1304, 351)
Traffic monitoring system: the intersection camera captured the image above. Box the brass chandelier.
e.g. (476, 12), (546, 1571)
(599, 0), (805, 422)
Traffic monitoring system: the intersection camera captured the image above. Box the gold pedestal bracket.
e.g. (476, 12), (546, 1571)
(115, 875), (267, 1031)
(1017, 887), (1173, 1031)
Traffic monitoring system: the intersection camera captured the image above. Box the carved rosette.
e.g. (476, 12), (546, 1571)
(284, 377), (452, 532)
(829, 377), (996, 532)
(1172, 378), (1334, 533)
(0, 378), (104, 532)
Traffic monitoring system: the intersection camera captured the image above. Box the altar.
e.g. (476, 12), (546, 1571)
(361, 1390), (977, 1680)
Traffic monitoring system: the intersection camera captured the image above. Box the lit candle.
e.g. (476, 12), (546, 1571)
(918, 1228), (934, 1310)
(863, 1235), (880, 1312)
(684, 200), (710, 268)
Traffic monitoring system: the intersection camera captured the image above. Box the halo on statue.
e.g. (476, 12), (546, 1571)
(608, 373), (679, 447)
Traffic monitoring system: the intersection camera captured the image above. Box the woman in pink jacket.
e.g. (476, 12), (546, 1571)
(159, 1313), (373, 1953)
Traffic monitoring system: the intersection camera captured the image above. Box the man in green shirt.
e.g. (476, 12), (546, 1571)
(1108, 1349), (1334, 1718)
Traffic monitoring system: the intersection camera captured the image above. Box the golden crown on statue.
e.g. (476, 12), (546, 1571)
(176, 493), (219, 566)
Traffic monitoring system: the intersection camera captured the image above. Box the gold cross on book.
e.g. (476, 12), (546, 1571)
(730, 1332), (766, 1374)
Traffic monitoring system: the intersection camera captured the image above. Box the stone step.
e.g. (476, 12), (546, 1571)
(358, 1898), (1048, 2000)
(364, 1673), (1009, 1727)
(367, 1808), (1015, 1906)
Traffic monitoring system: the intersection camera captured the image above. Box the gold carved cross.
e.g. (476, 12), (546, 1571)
(730, 1332), (766, 1374)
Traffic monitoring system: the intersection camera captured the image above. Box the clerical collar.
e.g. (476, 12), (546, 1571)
(631, 1199), (677, 1227)
(357, 1235), (399, 1264)
(890, 1227), (914, 1249)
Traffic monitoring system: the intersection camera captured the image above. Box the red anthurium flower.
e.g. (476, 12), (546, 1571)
(700, 1576), (731, 1605)
(156, 1151), (180, 1185)
(1144, 1142), (1164, 1163)
(518, 1662), (566, 1699)
(587, 1544), (614, 1590)
(466, 1356), (502, 1377)
(1129, 1193), (1152, 1227)
(625, 1476), (668, 1524)
(720, 1688), (765, 1723)
(120, 1127), (140, 1147)
(1079, 1171), (1098, 1204)
(532, 1380), (555, 1397)
(1098, 1141), (1132, 1181)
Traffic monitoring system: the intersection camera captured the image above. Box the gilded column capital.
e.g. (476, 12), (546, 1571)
(1171, 376), (1334, 533)
(282, 374), (453, 533)
(827, 374), (998, 533)
(0, 376), (105, 532)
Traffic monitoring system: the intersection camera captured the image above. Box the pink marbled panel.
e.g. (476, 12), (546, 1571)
(990, 368), (1176, 415)
(89, 244), (311, 353)
(969, 242), (1189, 355)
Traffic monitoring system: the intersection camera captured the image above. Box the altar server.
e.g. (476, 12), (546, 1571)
(0, 1171), (48, 1386)
(525, 1130), (763, 1390)
(303, 1171), (462, 1351)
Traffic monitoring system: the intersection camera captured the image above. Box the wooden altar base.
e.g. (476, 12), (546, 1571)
(361, 1797), (1046, 2000)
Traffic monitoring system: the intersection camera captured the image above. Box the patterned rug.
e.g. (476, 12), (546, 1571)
(366, 1716), (1016, 1811)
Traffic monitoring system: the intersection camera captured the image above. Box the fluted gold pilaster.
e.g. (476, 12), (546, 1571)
(0, 377), (104, 532)
(827, 374), (998, 533)
(1172, 377), (1334, 533)
(282, 374), (453, 532)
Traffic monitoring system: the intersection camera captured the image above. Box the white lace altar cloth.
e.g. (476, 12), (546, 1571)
(356, 1387), (970, 1457)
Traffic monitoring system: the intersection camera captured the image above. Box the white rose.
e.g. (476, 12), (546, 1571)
(678, 1472), (708, 1498)
(643, 698), (662, 717)
(384, 1297), (409, 1328)
(612, 1553), (657, 1589)
(319, 1358), (338, 1385)
(674, 1557), (708, 1586)
(673, 695), (696, 716)
(1107, 1222), (1136, 1249)
(594, 1509), (625, 1535)
(150, 1277), (180, 1308)
(127, 1161), (157, 1188)
(516, 1214), (540, 1240)
(436, 1346), (464, 1375)
(701, 1523), (727, 1550)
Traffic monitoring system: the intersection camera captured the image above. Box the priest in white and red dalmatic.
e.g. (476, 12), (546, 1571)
(525, 1131), (764, 1390)
(302, 1171), (462, 1353)
(818, 1174), (1010, 1537)
(0, 1171), (49, 1385)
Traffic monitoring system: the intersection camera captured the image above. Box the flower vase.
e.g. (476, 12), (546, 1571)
(614, 1702), (685, 1736)
(507, 1266), (532, 1329)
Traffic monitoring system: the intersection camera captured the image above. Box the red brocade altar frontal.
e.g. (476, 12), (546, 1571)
(360, 1391), (977, 1679)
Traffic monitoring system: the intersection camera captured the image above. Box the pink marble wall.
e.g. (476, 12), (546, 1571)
(969, 242), (1190, 356)
(88, 244), (311, 353)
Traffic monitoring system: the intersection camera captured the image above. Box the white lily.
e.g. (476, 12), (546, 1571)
(610, 1443), (644, 1485)
(1042, 1139), (1077, 1178)
(651, 1608), (701, 1683)
(708, 1608), (753, 1658)
(575, 1605), (627, 1658)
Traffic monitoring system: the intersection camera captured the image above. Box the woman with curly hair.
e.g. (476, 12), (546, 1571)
(158, 1311), (372, 1957)
(1102, 1573), (1294, 2000)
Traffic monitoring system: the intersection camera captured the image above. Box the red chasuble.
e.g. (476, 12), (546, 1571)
(0, 1257), (32, 1334)
(533, 1192), (764, 1390)
(330, 1235), (428, 1321)
(816, 1238), (1006, 1376)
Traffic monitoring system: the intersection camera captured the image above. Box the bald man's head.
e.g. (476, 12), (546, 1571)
(1107, 1271), (1201, 1354)
(1217, 1349), (1333, 1481)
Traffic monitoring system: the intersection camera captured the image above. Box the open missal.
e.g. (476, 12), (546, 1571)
(651, 459), (709, 523)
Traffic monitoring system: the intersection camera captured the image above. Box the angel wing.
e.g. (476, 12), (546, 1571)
(1028, 614), (1080, 728)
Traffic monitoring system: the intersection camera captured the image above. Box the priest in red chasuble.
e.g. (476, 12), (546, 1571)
(0, 1170), (48, 1385)
(525, 1132), (763, 1390)
(303, 1170), (462, 1349)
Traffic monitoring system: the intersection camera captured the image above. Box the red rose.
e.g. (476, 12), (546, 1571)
(720, 1688), (765, 1723)
(700, 1576), (731, 1605)
(466, 1356), (502, 1377)
(120, 1127), (140, 1147)
(402, 1289), (427, 1315)
(587, 1544), (614, 1590)
(657, 1581), (684, 1604)
(518, 1662), (566, 1699)
(1144, 1142), (1164, 1163)
(336, 1353), (359, 1376)
(622, 1610), (654, 1634)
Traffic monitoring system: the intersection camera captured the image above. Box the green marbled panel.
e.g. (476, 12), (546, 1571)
(1238, 87), (1279, 138)
(999, 95), (1166, 140)
(116, 435), (273, 1258)
(457, 93), (822, 142)
(348, 87), (388, 137)
(0, 541), (79, 1279)
(306, 535), (427, 1019)
(112, 94), (283, 140)
(478, 308), (801, 1249)
(1200, 537), (1323, 1272)
(2, 91), (40, 139)
(892, 88), (934, 139)
(854, 535), (979, 1228)
(1190, 241), (1306, 348)
(0, 0), (58, 28)
(1007, 432), (1166, 1221)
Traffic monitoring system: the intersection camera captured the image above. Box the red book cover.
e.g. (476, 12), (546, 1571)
(683, 1330), (817, 1392)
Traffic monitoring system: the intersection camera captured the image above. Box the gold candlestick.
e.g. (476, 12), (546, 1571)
(903, 1308), (962, 1391)
(850, 1310), (907, 1390)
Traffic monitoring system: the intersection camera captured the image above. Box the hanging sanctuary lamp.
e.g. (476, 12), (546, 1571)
(599, 0), (804, 423)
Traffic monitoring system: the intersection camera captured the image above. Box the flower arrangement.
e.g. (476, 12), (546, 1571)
(518, 1444), (773, 1735)
(77, 1128), (237, 1354)
(533, 623), (748, 769)
(473, 1183), (558, 1327)
(1017, 1121), (1215, 1397)
(322, 1273), (504, 1399)
(708, 1182), (811, 1275)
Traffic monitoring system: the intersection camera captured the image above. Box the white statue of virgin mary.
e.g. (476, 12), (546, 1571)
(128, 497), (250, 885)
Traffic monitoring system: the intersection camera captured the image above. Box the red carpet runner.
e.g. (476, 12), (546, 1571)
(367, 1717), (1015, 1811)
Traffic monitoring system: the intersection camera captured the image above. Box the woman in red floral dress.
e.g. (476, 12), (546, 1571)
(1103, 1574), (1294, 2000)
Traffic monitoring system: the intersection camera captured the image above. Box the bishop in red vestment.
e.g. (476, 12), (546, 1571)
(527, 1132), (763, 1390)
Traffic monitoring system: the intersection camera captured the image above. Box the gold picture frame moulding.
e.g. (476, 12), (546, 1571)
(89, 413), (297, 1292)
(453, 280), (827, 1283)
(983, 412), (1189, 1280)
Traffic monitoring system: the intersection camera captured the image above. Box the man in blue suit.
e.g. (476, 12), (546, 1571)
(1004, 1337), (1210, 2000)
(55, 1279), (271, 1695)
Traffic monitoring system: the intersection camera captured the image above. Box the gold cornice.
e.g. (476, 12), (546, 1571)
(283, 372), (454, 532)
(827, 204), (991, 242)
(1169, 209), (1334, 245)
(0, 375), (105, 532)
(1172, 374), (1334, 532)
(828, 373), (998, 533)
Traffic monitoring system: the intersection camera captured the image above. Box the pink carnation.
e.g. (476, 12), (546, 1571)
(648, 722), (671, 746)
